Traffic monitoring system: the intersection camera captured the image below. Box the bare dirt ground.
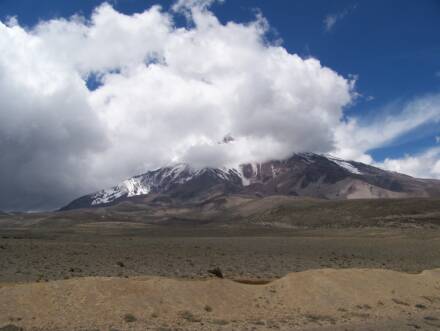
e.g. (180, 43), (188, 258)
(1, 268), (440, 330)
(1, 227), (440, 330)
(1, 227), (440, 283)
(1, 198), (440, 330)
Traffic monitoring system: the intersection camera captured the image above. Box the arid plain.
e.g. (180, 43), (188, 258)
(1, 196), (440, 330)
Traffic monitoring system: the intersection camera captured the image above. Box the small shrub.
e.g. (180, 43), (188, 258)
(123, 313), (137, 323)
(392, 298), (409, 306)
(210, 319), (229, 326)
(180, 311), (201, 323)
(425, 316), (439, 321)
(305, 314), (335, 324)
(207, 267), (223, 278)
(0, 325), (23, 331)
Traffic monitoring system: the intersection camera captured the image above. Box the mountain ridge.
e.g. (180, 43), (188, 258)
(61, 153), (440, 210)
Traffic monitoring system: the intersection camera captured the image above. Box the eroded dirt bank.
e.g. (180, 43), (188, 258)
(1, 268), (440, 330)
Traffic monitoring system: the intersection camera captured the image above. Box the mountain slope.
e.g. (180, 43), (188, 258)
(239, 153), (440, 199)
(61, 153), (440, 210)
(62, 164), (243, 210)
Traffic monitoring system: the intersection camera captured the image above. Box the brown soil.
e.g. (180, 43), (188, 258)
(1, 268), (440, 330)
(2, 198), (440, 330)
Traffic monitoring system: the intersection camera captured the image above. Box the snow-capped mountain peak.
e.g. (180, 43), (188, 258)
(61, 153), (440, 210)
(86, 163), (244, 207)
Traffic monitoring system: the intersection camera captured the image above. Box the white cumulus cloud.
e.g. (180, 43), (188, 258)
(332, 94), (440, 162)
(377, 148), (440, 179)
(0, 1), (357, 210)
(330, 93), (440, 180)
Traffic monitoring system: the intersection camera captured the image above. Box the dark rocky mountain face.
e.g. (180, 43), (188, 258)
(61, 164), (244, 210)
(61, 153), (440, 210)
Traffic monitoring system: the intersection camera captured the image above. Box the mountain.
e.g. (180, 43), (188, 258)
(61, 153), (440, 210)
(62, 164), (243, 210)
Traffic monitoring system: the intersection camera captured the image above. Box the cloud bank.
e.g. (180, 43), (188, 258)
(0, 1), (438, 211)
(0, 1), (355, 210)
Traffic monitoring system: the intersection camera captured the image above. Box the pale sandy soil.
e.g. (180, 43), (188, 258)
(1, 268), (440, 331)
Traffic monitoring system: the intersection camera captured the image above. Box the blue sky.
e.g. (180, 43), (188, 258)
(1, 0), (439, 161)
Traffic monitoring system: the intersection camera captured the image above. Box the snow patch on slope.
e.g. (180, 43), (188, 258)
(233, 166), (251, 186)
(91, 177), (150, 206)
(325, 155), (362, 175)
(90, 163), (244, 206)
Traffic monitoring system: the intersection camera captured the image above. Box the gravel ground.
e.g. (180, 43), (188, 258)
(1, 226), (440, 283)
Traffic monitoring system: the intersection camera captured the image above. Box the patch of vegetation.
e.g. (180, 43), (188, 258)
(424, 316), (439, 321)
(392, 298), (410, 306)
(347, 312), (370, 319)
(207, 267), (223, 278)
(69, 267), (82, 273)
(407, 323), (421, 329)
(204, 305), (213, 312)
(355, 304), (372, 310)
(304, 314), (336, 324)
(210, 319), (229, 325)
(415, 303), (427, 309)
(179, 311), (201, 323)
(422, 296), (440, 303)
(424, 316), (440, 327)
(123, 313), (137, 323)
(0, 325), (23, 331)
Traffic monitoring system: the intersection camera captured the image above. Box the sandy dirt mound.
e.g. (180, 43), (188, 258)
(1, 268), (440, 330)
